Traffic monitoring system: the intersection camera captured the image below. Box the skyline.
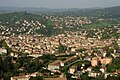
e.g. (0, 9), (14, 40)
(0, 0), (120, 9)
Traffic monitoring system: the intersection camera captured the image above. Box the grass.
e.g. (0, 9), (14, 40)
(83, 21), (113, 28)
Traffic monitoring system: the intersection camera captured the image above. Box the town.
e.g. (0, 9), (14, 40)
(0, 6), (120, 80)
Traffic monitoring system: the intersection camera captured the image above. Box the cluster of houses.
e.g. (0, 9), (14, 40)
(11, 71), (67, 80)
(48, 55), (77, 72)
(6, 49), (120, 80)
(0, 30), (116, 58)
(91, 57), (112, 67)
(0, 14), (92, 37)
(0, 14), (120, 80)
(0, 36), (120, 80)
(0, 18), (46, 36)
(49, 16), (92, 27)
(47, 46), (120, 79)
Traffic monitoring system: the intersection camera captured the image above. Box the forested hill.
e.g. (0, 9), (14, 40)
(0, 6), (120, 18)
(78, 6), (120, 18)
(0, 6), (120, 37)
(49, 6), (120, 18)
(0, 12), (64, 36)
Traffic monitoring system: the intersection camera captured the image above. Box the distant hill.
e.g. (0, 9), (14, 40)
(77, 6), (120, 18)
(0, 6), (120, 36)
(0, 12), (63, 36)
(0, 7), (81, 13)
(0, 6), (120, 18)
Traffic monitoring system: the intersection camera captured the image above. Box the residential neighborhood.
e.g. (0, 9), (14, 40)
(0, 6), (120, 80)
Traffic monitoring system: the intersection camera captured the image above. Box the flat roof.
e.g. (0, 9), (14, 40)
(44, 78), (67, 80)
(50, 60), (61, 65)
(63, 56), (76, 63)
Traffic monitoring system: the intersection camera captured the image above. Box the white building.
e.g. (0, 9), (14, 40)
(69, 65), (77, 74)
(11, 75), (30, 80)
(48, 60), (61, 72)
(0, 48), (7, 54)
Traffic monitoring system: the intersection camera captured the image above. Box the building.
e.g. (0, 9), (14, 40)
(91, 57), (99, 67)
(91, 57), (112, 67)
(69, 65), (77, 74)
(44, 78), (67, 80)
(100, 66), (106, 73)
(87, 67), (92, 72)
(100, 57), (112, 65)
(0, 48), (7, 54)
(30, 72), (43, 77)
(88, 72), (100, 78)
(28, 54), (42, 58)
(60, 56), (77, 67)
(48, 60), (61, 72)
(44, 74), (67, 80)
(11, 76), (30, 80)
(113, 70), (120, 75)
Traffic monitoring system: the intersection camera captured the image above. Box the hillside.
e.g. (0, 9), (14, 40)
(0, 6), (120, 17)
(0, 6), (120, 36)
(0, 12), (64, 36)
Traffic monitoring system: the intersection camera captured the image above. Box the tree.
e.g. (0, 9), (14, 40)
(57, 44), (67, 53)
(81, 73), (89, 80)
(106, 75), (120, 80)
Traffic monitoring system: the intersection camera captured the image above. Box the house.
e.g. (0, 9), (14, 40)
(28, 54), (42, 58)
(44, 74), (67, 80)
(84, 56), (91, 61)
(100, 57), (112, 65)
(91, 57), (99, 67)
(10, 53), (18, 57)
(71, 48), (76, 52)
(104, 73), (110, 79)
(60, 56), (77, 67)
(0, 48), (7, 54)
(100, 66), (106, 73)
(48, 60), (61, 72)
(98, 18), (104, 21)
(87, 67), (92, 72)
(44, 78), (67, 80)
(30, 72), (43, 77)
(88, 72), (100, 78)
(11, 75), (30, 80)
(113, 70), (120, 75)
(69, 65), (77, 74)
(91, 57), (112, 67)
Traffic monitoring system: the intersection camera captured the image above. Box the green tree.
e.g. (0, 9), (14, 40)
(57, 44), (67, 53)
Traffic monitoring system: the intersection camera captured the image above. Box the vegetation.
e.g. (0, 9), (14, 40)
(0, 7), (120, 37)
(0, 6), (120, 80)
(107, 58), (120, 72)
(57, 44), (67, 53)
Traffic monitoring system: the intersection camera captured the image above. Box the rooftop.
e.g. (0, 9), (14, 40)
(63, 56), (76, 63)
(44, 78), (67, 80)
(50, 60), (61, 66)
